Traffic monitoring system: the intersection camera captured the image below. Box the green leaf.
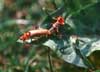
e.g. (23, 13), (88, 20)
(95, 70), (100, 72)
(43, 36), (100, 68)
(43, 39), (87, 68)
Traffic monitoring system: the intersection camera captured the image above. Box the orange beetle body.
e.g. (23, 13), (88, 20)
(19, 29), (51, 41)
(53, 16), (64, 27)
(56, 16), (64, 25)
(19, 16), (64, 41)
(50, 16), (64, 32)
(20, 32), (31, 41)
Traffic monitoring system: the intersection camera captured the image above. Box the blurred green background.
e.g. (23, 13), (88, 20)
(0, 0), (100, 72)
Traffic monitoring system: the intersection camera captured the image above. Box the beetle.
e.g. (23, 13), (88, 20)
(49, 16), (64, 33)
(19, 29), (51, 41)
(18, 16), (64, 42)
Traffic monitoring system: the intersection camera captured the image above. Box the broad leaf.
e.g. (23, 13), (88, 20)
(43, 36), (100, 68)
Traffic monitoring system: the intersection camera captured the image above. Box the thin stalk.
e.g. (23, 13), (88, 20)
(73, 40), (96, 71)
(47, 47), (54, 72)
(65, 1), (99, 19)
(24, 48), (35, 72)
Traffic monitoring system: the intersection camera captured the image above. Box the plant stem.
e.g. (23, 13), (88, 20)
(24, 48), (34, 72)
(65, 2), (99, 19)
(73, 40), (96, 71)
(47, 47), (54, 72)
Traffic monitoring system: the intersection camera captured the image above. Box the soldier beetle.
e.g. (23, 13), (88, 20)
(18, 16), (64, 42)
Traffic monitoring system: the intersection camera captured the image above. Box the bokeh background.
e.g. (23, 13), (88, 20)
(0, 0), (100, 72)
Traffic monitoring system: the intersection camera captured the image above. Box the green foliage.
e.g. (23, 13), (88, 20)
(95, 70), (100, 72)
(0, 0), (100, 72)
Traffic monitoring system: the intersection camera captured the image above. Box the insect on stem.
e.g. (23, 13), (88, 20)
(18, 16), (65, 42)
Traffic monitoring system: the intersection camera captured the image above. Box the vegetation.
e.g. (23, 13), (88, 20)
(0, 0), (100, 72)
